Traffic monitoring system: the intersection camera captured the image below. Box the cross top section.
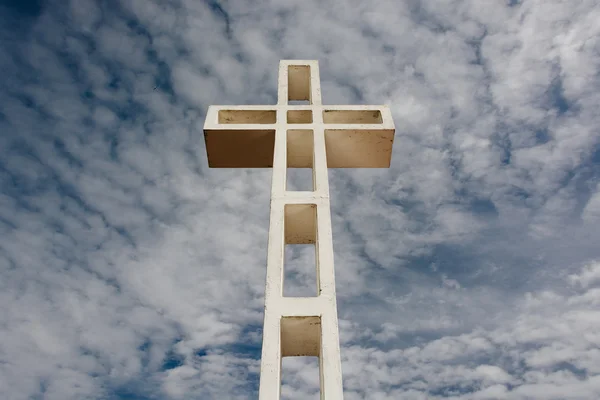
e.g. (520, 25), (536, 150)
(204, 60), (395, 169)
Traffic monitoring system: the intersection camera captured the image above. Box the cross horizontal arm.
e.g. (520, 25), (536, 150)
(204, 105), (395, 168)
(204, 104), (394, 127)
(203, 59), (395, 168)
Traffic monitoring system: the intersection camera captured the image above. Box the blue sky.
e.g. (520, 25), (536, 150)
(1, 0), (600, 399)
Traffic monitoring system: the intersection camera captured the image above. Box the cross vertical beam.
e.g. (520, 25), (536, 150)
(203, 60), (395, 399)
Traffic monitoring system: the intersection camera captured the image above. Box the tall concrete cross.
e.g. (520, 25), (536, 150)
(203, 60), (395, 399)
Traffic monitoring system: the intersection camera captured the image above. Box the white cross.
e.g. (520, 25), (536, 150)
(204, 60), (395, 399)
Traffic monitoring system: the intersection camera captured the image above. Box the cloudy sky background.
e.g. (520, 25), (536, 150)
(1, 0), (600, 398)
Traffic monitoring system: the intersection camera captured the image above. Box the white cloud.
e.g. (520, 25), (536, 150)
(569, 261), (600, 289)
(337, 262), (600, 398)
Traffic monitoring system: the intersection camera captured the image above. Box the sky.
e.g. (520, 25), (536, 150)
(0, 0), (600, 399)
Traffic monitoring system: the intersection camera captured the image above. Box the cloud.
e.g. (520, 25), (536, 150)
(338, 262), (600, 399)
(0, 0), (599, 399)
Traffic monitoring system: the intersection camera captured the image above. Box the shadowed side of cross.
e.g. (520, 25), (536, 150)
(203, 60), (395, 169)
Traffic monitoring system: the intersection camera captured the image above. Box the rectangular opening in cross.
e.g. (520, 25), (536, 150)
(287, 110), (313, 124)
(323, 109), (383, 124)
(286, 129), (314, 191)
(218, 109), (277, 124)
(281, 316), (321, 356)
(284, 204), (316, 244)
(280, 316), (322, 399)
(283, 204), (318, 297)
(281, 356), (320, 399)
(288, 65), (311, 104)
(283, 244), (316, 297)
